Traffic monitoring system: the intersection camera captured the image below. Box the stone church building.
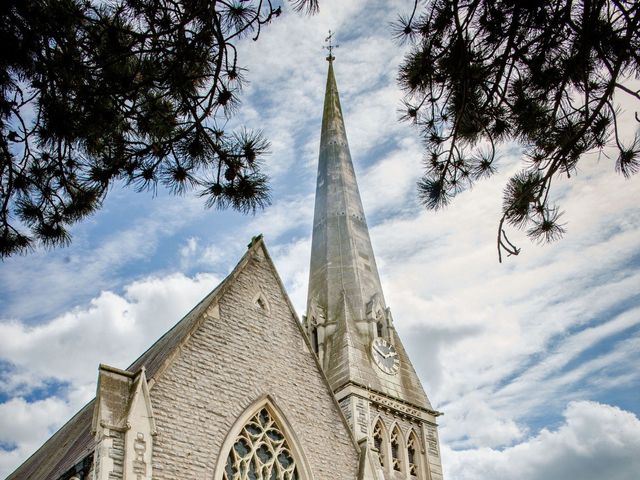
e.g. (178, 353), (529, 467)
(7, 58), (444, 480)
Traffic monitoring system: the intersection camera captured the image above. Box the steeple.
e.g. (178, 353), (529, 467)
(304, 53), (444, 479)
(307, 48), (387, 356)
(305, 56), (434, 414)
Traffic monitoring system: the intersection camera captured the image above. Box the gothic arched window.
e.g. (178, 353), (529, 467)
(407, 431), (420, 477)
(372, 420), (386, 468)
(374, 309), (385, 338)
(390, 426), (403, 472)
(376, 320), (384, 337)
(223, 408), (299, 480)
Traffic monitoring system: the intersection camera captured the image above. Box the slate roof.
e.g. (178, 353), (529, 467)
(5, 238), (265, 480)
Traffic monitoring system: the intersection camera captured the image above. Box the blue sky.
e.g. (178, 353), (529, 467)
(1, 1), (640, 479)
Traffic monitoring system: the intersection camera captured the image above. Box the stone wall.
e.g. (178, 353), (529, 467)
(147, 246), (360, 479)
(108, 432), (124, 480)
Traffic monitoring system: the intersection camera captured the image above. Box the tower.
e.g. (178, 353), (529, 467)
(303, 54), (444, 480)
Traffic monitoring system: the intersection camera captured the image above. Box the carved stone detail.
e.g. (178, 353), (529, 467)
(132, 433), (146, 479)
(223, 408), (299, 480)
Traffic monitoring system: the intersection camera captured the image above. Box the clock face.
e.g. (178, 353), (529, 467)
(371, 338), (400, 374)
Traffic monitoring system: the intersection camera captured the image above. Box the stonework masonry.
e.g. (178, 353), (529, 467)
(108, 433), (124, 480)
(147, 246), (360, 480)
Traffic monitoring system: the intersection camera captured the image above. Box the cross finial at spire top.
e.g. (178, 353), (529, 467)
(324, 30), (339, 62)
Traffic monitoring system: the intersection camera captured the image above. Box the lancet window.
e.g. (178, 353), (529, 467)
(375, 309), (385, 338)
(391, 427), (402, 472)
(223, 408), (299, 480)
(376, 320), (384, 338)
(407, 431), (419, 477)
(372, 420), (386, 468)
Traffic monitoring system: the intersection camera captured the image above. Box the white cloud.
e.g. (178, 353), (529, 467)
(230, 0), (413, 184)
(0, 272), (219, 396)
(443, 401), (640, 480)
(0, 271), (220, 478)
(359, 137), (423, 216)
(362, 148), (640, 451)
(202, 244), (227, 267)
(270, 236), (313, 314)
(0, 397), (75, 478)
(180, 237), (199, 268)
(244, 194), (315, 241)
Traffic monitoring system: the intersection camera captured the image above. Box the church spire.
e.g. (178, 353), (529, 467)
(304, 46), (444, 478)
(306, 53), (389, 369)
(305, 53), (433, 416)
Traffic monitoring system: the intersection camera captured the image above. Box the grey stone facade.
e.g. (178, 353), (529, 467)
(147, 244), (359, 480)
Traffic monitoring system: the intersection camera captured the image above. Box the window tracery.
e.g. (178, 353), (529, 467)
(391, 427), (402, 472)
(223, 408), (299, 480)
(372, 420), (386, 468)
(407, 432), (419, 477)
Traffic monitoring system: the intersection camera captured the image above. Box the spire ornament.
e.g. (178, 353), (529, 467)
(324, 30), (339, 62)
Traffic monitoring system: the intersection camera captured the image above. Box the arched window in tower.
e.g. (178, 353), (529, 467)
(223, 408), (299, 480)
(407, 431), (421, 477)
(390, 426), (403, 472)
(376, 319), (384, 337)
(372, 420), (386, 468)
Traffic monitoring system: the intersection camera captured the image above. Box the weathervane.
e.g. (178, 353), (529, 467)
(324, 30), (339, 62)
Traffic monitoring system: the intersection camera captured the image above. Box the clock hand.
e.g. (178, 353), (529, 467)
(373, 345), (389, 358)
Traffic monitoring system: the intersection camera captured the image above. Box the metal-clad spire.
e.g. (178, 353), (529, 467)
(307, 57), (387, 336)
(305, 57), (432, 411)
